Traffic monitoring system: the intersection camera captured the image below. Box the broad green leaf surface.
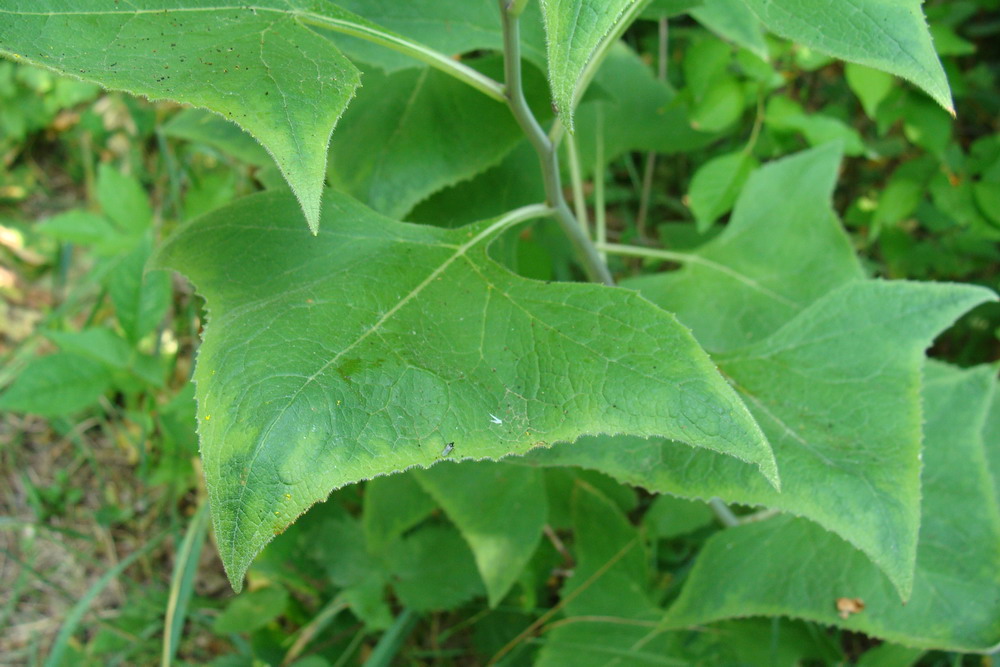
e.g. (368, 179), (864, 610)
(532, 280), (995, 598)
(528, 146), (999, 597)
(665, 363), (1000, 651)
(0, 352), (112, 417)
(326, 0), (547, 73)
(414, 461), (547, 607)
(328, 58), (547, 219)
(0, 0), (365, 232)
(540, 0), (651, 130)
(737, 0), (953, 114)
(154, 190), (777, 589)
(632, 144), (863, 354)
(986, 388), (1000, 510)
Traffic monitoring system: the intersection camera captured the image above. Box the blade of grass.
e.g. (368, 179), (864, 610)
(45, 529), (168, 667)
(364, 608), (417, 667)
(162, 502), (210, 667)
(282, 594), (347, 666)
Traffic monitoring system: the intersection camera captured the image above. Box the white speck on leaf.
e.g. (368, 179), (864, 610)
(489, 413), (502, 425)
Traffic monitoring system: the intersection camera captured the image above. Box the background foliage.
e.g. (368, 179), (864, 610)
(0, 0), (998, 665)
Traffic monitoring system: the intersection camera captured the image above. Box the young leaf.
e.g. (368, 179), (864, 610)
(153, 190), (777, 590)
(0, 0), (364, 232)
(108, 237), (171, 344)
(687, 150), (758, 232)
(0, 352), (112, 417)
(96, 164), (152, 235)
(414, 461), (547, 607)
(540, 0), (651, 131)
(737, 0), (954, 114)
(664, 363), (1000, 652)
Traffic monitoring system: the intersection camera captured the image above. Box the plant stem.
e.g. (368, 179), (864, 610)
(498, 2), (615, 286)
(297, 13), (505, 103)
(564, 132), (590, 234)
(709, 498), (740, 527)
(594, 107), (607, 262)
(636, 17), (669, 240)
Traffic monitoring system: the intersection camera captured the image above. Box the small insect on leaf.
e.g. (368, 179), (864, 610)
(836, 597), (865, 619)
(441, 442), (455, 457)
(489, 413), (502, 425)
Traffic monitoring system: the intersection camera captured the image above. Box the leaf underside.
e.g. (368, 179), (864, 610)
(154, 190), (777, 589)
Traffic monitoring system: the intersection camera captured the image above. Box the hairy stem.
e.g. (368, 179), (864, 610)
(499, 3), (615, 286)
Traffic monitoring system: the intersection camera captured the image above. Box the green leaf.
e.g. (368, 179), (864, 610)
(986, 387), (1000, 510)
(35, 210), (124, 254)
(766, 97), (867, 157)
(664, 362), (1000, 652)
(690, 0), (768, 61)
(362, 472), (437, 554)
(384, 523), (485, 612)
(0, 352), (112, 417)
(96, 164), (151, 234)
(328, 57), (546, 219)
(736, 0), (953, 114)
(533, 280), (995, 599)
(45, 328), (132, 370)
(632, 144), (863, 354)
(0, 1), (365, 232)
(541, 0), (651, 131)
(160, 108), (272, 168)
(527, 146), (998, 598)
(845, 62), (896, 119)
(153, 190), (777, 590)
(108, 237), (171, 344)
(414, 461), (547, 607)
(536, 481), (664, 666)
(687, 150), (758, 232)
(213, 586), (288, 635)
(643, 494), (714, 539)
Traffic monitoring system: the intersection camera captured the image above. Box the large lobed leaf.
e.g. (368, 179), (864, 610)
(528, 145), (997, 598)
(665, 362), (1000, 651)
(154, 191), (777, 589)
(737, 0), (953, 114)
